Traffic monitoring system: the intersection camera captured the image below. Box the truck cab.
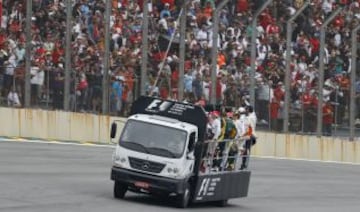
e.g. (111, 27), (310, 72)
(110, 96), (251, 208)
(113, 114), (198, 178)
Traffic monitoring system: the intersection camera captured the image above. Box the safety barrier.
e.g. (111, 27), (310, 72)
(252, 132), (360, 164)
(0, 107), (359, 164)
(0, 107), (126, 143)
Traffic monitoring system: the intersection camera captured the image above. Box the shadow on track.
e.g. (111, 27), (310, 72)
(112, 192), (248, 210)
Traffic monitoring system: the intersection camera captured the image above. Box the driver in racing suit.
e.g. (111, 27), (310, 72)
(203, 111), (221, 172)
(234, 107), (251, 170)
(240, 105), (257, 170)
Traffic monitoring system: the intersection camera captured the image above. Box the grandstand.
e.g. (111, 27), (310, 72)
(0, 0), (359, 136)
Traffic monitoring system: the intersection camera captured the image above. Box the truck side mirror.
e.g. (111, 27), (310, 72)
(110, 122), (117, 139)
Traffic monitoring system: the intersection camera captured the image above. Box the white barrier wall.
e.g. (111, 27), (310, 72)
(0, 107), (359, 164)
(0, 107), (126, 143)
(253, 132), (360, 164)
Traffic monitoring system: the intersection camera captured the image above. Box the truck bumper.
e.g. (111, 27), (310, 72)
(111, 167), (187, 195)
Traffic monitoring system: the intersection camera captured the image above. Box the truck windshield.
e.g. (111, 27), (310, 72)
(120, 120), (188, 158)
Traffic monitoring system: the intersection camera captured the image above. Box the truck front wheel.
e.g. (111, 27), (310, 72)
(114, 181), (127, 199)
(176, 183), (191, 208)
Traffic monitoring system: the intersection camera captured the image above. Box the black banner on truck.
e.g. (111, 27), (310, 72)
(193, 171), (251, 202)
(130, 96), (207, 142)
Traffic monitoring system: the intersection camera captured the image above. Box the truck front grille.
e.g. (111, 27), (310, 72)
(128, 157), (166, 173)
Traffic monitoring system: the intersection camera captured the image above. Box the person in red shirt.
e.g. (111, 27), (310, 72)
(51, 42), (64, 65)
(0, 31), (7, 49)
(302, 90), (312, 109)
(203, 1), (213, 19)
(333, 15), (345, 29)
(266, 18), (280, 37)
(309, 36), (320, 56)
(159, 84), (169, 100)
(161, 0), (175, 9)
(216, 77), (223, 104)
(270, 98), (280, 131)
(322, 101), (333, 136)
(237, 0), (249, 13)
(273, 83), (285, 102)
(302, 90), (317, 133)
(209, 76), (223, 104)
(259, 10), (272, 30)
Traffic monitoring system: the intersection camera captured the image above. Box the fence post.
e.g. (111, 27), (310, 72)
(249, 0), (272, 108)
(210, 0), (231, 105)
(140, 1), (149, 97)
(102, 0), (111, 114)
(350, 25), (360, 141)
(283, 1), (310, 133)
(24, 0), (33, 107)
(178, 2), (187, 101)
(64, 0), (72, 111)
(317, 7), (343, 137)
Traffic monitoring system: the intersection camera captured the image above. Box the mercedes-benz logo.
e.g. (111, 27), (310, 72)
(142, 162), (150, 170)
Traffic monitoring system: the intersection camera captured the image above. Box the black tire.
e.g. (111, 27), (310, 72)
(215, 199), (228, 207)
(176, 183), (191, 208)
(114, 181), (127, 199)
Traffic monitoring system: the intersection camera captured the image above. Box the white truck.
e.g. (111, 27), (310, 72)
(110, 96), (251, 208)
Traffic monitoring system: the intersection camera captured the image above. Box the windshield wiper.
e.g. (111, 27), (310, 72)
(147, 147), (177, 158)
(121, 141), (149, 154)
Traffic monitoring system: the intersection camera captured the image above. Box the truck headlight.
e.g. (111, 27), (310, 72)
(120, 157), (126, 163)
(173, 168), (179, 174)
(167, 167), (179, 174)
(113, 152), (126, 165)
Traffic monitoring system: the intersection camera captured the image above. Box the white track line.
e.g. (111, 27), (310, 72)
(252, 155), (360, 166)
(0, 138), (115, 148)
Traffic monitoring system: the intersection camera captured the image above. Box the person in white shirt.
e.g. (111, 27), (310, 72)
(196, 25), (209, 48)
(322, 0), (333, 15)
(30, 65), (45, 106)
(246, 105), (257, 138)
(234, 107), (250, 139)
(202, 77), (211, 102)
(231, 107), (250, 170)
(4, 53), (17, 93)
(7, 86), (21, 107)
(15, 43), (25, 64)
(209, 111), (221, 140)
(205, 111), (221, 170)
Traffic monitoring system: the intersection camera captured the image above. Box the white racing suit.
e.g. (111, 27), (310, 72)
(234, 115), (251, 170)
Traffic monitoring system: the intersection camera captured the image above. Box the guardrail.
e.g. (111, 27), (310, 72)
(0, 107), (359, 164)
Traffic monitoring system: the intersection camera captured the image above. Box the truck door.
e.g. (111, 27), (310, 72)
(184, 131), (197, 176)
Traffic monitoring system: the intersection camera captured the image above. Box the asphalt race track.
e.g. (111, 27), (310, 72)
(1, 140), (359, 212)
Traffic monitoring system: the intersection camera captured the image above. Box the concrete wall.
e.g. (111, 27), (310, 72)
(252, 132), (360, 163)
(0, 107), (126, 143)
(0, 107), (359, 164)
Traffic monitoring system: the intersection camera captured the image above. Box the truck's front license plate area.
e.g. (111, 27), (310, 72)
(134, 181), (150, 189)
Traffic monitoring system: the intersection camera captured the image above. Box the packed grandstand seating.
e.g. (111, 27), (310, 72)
(0, 0), (360, 132)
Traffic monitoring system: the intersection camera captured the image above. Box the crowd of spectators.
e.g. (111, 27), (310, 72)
(0, 0), (360, 133)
